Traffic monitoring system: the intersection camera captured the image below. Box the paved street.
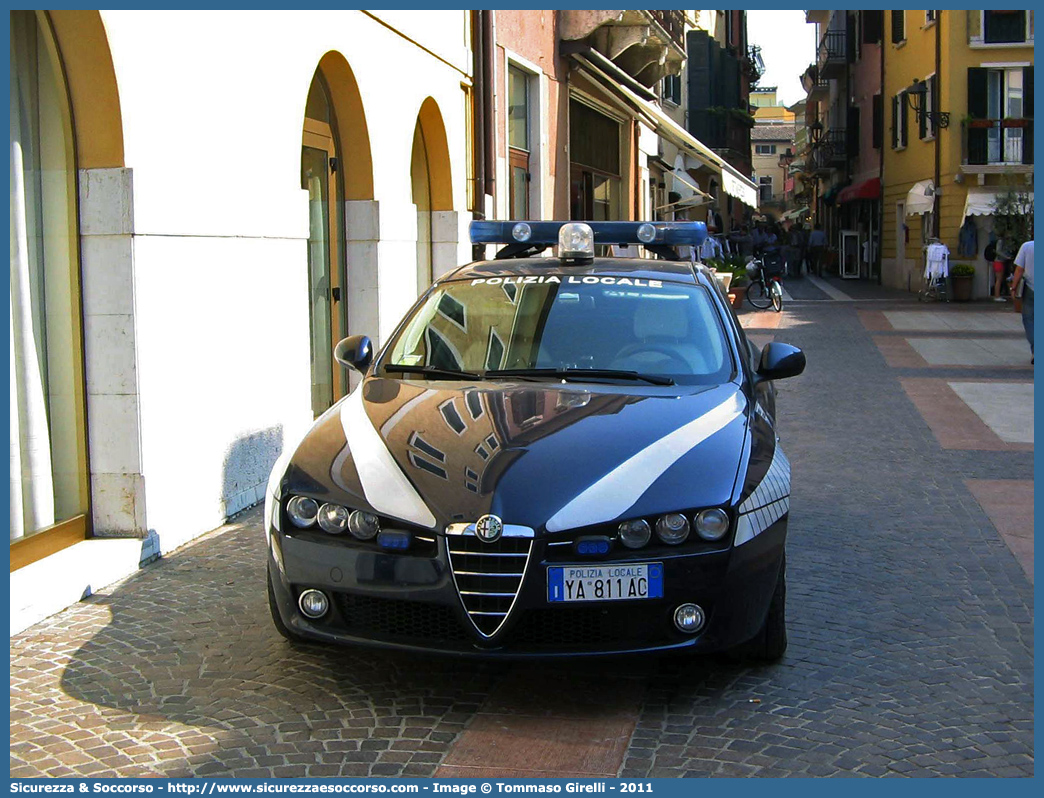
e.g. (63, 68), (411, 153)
(11, 284), (1034, 779)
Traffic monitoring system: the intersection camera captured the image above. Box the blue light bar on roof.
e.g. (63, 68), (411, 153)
(469, 220), (707, 248)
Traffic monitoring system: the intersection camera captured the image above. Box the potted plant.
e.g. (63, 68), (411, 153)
(964, 114), (995, 129)
(950, 263), (975, 301)
(728, 270), (749, 309)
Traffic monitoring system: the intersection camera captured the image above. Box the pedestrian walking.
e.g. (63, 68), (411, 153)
(989, 235), (1013, 301)
(1011, 239), (1034, 363)
(807, 223), (827, 277)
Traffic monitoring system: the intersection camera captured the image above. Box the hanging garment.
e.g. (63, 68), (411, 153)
(924, 243), (950, 279)
(958, 218), (979, 257)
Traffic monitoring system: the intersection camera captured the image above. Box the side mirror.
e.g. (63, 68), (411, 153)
(334, 335), (373, 374)
(756, 342), (805, 382)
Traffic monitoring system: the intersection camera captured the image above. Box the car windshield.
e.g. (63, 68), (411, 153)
(381, 275), (734, 385)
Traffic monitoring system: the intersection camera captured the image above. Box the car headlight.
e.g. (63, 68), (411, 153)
(655, 513), (690, 545)
(318, 503), (351, 534)
(287, 496), (319, 528)
(694, 508), (730, 541)
(618, 518), (651, 549)
(348, 510), (381, 540)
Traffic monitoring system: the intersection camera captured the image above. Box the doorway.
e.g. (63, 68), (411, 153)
(302, 73), (346, 417)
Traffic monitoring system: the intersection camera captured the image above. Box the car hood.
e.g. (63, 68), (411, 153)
(284, 377), (749, 533)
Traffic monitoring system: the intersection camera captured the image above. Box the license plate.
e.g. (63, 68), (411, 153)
(547, 563), (663, 603)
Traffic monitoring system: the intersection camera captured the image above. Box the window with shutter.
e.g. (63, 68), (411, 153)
(900, 92), (908, 146)
(847, 106), (860, 157)
(872, 94), (883, 149)
(966, 67), (989, 165)
(1024, 66), (1033, 164)
(891, 95), (899, 149)
(891, 11), (905, 44)
(862, 10), (883, 43)
(984, 11), (1027, 44)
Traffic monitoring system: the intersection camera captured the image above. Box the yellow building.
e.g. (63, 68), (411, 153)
(881, 10), (1034, 294)
(751, 86), (797, 124)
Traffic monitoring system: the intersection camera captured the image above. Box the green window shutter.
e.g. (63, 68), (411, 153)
(967, 68), (988, 165)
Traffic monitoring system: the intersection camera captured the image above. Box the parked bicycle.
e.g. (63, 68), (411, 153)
(746, 248), (785, 312)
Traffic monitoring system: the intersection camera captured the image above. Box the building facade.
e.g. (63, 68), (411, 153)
(751, 124), (796, 217)
(880, 10), (1034, 294)
(10, 9), (475, 627)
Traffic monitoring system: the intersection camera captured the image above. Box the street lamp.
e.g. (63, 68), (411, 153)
(778, 149), (795, 170)
(904, 78), (950, 128)
(809, 119), (823, 144)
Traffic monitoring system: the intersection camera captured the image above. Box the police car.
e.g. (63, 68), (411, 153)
(265, 221), (805, 660)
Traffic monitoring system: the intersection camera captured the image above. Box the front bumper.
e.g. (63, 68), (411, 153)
(267, 519), (786, 658)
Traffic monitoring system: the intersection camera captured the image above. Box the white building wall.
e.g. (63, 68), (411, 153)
(99, 10), (473, 552)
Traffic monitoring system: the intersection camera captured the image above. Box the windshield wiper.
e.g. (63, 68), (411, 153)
(484, 368), (674, 386)
(383, 364), (482, 380)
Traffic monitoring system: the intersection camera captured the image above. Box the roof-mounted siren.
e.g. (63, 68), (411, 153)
(468, 221), (708, 261)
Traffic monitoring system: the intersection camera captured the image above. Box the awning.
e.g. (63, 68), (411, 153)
(783, 206), (810, 220)
(905, 179), (935, 215)
(837, 177), (881, 204)
(962, 186), (1003, 222)
(656, 168), (711, 211)
(571, 54), (759, 209)
(822, 183), (847, 204)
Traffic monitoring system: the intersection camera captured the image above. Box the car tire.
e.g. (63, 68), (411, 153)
(731, 552), (787, 663)
(267, 563), (310, 645)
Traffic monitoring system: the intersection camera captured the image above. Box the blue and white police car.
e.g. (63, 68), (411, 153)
(265, 221), (805, 660)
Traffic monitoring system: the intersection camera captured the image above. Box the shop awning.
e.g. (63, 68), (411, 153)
(822, 183), (847, 204)
(962, 186), (1003, 222)
(837, 177), (881, 204)
(571, 53), (759, 209)
(783, 206), (810, 220)
(905, 179), (935, 215)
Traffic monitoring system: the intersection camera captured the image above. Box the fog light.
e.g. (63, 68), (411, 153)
(656, 513), (690, 545)
(674, 603), (705, 634)
(695, 508), (730, 541)
(298, 589), (329, 619)
(618, 519), (651, 549)
(287, 496), (319, 529)
(318, 503), (350, 534)
(348, 510), (380, 540)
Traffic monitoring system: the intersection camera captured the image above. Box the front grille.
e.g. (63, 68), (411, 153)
(446, 533), (531, 637)
(334, 593), (471, 643)
(510, 604), (673, 649)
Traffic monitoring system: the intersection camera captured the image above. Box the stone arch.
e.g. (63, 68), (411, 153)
(411, 97), (457, 290)
(413, 97), (452, 211)
(46, 11), (124, 169)
(302, 52), (378, 399)
(313, 51), (373, 201)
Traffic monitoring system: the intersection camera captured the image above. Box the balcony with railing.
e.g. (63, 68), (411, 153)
(806, 10), (830, 25)
(560, 10), (686, 86)
(702, 112), (752, 159)
(810, 128), (846, 174)
(801, 64), (829, 99)
(744, 44), (765, 84)
(816, 29), (847, 79)
(648, 10), (685, 50)
(962, 118), (1034, 168)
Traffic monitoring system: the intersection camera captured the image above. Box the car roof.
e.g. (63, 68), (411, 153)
(446, 257), (707, 286)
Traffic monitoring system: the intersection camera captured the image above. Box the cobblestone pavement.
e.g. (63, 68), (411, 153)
(11, 295), (1034, 778)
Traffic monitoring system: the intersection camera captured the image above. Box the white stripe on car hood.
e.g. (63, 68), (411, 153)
(734, 445), (791, 546)
(341, 387), (437, 529)
(545, 391), (744, 533)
